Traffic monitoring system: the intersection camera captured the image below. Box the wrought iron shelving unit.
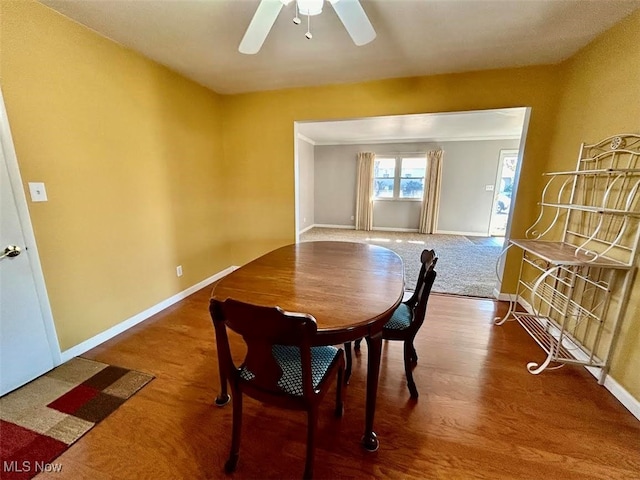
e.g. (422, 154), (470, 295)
(496, 134), (640, 383)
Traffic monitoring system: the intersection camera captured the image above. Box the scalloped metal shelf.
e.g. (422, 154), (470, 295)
(510, 239), (632, 268)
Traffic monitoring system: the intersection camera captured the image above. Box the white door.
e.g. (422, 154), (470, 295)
(0, 90), (59, 396)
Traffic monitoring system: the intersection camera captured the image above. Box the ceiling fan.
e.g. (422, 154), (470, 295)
(239, 0), (376, 55)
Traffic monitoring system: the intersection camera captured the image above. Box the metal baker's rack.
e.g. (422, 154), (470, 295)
(495, 134), (640, 383)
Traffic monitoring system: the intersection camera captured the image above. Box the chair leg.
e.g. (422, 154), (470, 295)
(404, 341), (418, 398)
(343, 342), (352, 384)
(303, 406), (319, 480)
(224, 389), (242, 473)
(335, 364), (345, 417)
(411, 343), (418, 363)
(215, 366), (230, 407)
(354, 338), (362, 350)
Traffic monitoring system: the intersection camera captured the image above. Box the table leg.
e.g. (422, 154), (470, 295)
(362, 331), (382, 451)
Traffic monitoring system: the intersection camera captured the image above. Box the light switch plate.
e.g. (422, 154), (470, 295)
(28, 182), (48, 202)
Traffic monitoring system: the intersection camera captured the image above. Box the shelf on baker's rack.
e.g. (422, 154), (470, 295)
(512, 312), (602, 366)
(509, 239), (632, 269)
(544, 167), (640, 176)
(538, 202), (640, 217)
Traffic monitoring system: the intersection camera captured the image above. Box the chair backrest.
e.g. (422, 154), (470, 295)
(406, 249), (438, 331)
(210, 298), (318, 398)
(409, 249), (437, 295)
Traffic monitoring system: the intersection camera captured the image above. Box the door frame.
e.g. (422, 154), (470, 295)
(1, 88), (61, 367)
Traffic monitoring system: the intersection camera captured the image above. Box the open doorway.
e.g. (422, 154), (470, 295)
(293, 108), (530, 298)
(489, 149), (519, 237)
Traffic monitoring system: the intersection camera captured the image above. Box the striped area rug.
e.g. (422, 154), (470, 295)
(0, 357), (153, 479)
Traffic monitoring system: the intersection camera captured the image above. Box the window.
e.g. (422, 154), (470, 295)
(373, 157), (396, 198)
(374, 156), (426, 200)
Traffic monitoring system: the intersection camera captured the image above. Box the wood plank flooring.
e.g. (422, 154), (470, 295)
(37, 288), (640, 479)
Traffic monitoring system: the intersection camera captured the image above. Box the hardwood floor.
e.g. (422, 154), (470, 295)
(465, 236), (505, 247)
(38, 288), (640, 479)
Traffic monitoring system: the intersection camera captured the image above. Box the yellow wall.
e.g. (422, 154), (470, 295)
(222, 69), (563, 272)
(1, 1), (228, 350)
(545, 10), (640, 397)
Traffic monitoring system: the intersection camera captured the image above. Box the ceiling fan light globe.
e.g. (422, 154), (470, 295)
(297, 0), (323, 16)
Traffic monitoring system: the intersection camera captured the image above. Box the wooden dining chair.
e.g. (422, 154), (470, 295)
(344, 249), (438, 398)
(209, 298), (346, 480)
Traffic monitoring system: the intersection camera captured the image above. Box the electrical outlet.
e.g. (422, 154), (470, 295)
(176, 265), (183, 277)
(351, 215), (355, 221)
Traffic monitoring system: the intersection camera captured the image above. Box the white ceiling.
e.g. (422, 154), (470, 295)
(297, 107), (528, 144)
(40, 0), (640, 95)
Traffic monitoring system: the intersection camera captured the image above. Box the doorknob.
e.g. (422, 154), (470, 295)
(0, 245), (22, 260)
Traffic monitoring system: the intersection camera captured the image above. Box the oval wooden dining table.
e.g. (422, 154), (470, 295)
(210, 240), (405, 451)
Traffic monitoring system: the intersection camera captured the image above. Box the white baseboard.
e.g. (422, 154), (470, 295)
(436, 230), (489, 236)
(591, 371), (640, 420)
(60, 266), (238, 362)
(518, 296), (533, 314)
(312, 224), (355, 230)
(298, 224), (315, 234)
(511, 296), (640, 421)
(371, 227), (419, 232)
(312, 224), (421, 233)
(492, 289), (516, 302)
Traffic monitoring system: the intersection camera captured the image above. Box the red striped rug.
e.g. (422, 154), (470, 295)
(0, 357), (153, 479)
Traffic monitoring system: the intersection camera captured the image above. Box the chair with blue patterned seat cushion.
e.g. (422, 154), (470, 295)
(210, 298), (345, 480)
(344, 249), (437, 398)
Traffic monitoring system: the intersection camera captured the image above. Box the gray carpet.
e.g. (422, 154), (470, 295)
(300, 228), (503, 298)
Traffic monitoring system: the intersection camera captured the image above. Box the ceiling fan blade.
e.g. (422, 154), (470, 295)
(329, 0), (376, 46)
(239, 0), (285, 55)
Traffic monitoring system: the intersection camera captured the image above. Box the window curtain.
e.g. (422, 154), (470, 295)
(355, 152), (375, 231)
(419, 149), (444, 234)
